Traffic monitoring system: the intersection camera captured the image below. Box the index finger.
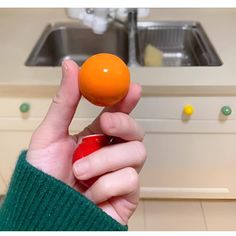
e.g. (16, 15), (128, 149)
(106, 82), (142, 114)
(80, 82), (142, 136)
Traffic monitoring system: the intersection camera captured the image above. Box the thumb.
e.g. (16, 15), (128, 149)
(40, 59), (81, 137)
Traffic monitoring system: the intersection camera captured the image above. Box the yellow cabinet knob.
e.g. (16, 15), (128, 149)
(183, 105), (194, 116)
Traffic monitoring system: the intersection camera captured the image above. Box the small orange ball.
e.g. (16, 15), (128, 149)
(79, 53), (130, 107)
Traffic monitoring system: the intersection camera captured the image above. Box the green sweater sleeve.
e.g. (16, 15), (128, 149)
(0, 150), (128, 231)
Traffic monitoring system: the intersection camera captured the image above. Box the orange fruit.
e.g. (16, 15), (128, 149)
(79, 53), (130, 107)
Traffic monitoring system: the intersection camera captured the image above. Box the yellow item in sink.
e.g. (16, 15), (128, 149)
(144, 44), (163, 66)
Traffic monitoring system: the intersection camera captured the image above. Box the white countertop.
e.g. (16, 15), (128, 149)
(1, 8), (236, 96)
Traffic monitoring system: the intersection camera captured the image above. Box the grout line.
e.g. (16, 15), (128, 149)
(142, 199), (148, 231)
(200, 200), (208, 231)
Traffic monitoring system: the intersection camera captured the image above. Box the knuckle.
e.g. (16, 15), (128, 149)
(52, 92), (74, 108)
(92, 148), (111, 173)
(86, 155), (102, 176)
(97, 177), (112, 195)
(139, 125), (146, 140)
(115, 112), (129, 130)
(101, 112), (119, 134)
(117, 113), (145, 141)
(125, 167), (139, 190)
(100, 112), (109, 122)
(118, 114), (138, 137)
(52, 93), (63, 105)
(113, 113), (123, 129)
(132, 141), (147, 165)
(124, 113), (134, 127)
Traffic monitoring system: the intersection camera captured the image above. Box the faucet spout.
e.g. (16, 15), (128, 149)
(127, 9), (139, 67)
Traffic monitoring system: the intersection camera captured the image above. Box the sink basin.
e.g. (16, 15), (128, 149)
(25, 21), (222, 67)
(25, 22), (128, 66)
(136, 21), (222, 66)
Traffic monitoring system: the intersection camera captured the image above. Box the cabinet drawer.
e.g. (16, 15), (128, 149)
(0, 98), (51, 117)
(0, 97), (102, 118)
(2, 96), (236, 121)
(133, 96), (236, 120)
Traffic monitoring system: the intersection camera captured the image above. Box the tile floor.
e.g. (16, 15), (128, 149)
(129, 199), (236, 231)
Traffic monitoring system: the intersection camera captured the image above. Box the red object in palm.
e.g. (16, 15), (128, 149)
(72, 134), (111, 188)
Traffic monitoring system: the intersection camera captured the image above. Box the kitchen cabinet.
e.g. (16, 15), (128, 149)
(0, 174), (6, 196)
(0, 96), (96, 186)
(0, 131), (33, 186)
(0, 97), (51, 185)
(1, 95), (236, 199)
(1, 8), (236, 200)
(134, 96), (236, 199)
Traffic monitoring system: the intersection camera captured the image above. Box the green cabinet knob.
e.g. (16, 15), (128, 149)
(221, 106), (232, 116)
(19, 103), (30, 113)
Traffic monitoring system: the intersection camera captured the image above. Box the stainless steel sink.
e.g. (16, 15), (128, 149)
(25, 21), (222, 67)
(136, 21), (222, 66)
(25, 22), (128, 66)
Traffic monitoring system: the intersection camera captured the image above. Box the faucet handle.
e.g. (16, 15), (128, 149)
(117, 8), (150, 18)
(85, 8), (95, 14)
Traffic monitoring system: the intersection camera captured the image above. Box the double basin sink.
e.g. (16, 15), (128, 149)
(25, 21), (222, 67)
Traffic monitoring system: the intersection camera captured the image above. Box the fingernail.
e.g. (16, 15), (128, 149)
(73, 159), (89, 179)
(62, 60), (69, 79)
(135, 83), (142, 93)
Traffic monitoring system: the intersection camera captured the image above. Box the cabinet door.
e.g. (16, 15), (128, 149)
(0, 115), (94, 192)
(0, 174), (6, 196)
(140, 120), (236, 199)
(0, 131), (32, 189)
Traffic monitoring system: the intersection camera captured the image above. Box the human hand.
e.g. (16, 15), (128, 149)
(26, 59), (146, 225)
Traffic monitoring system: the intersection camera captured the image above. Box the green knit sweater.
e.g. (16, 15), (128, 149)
(0, 151), (128, 231)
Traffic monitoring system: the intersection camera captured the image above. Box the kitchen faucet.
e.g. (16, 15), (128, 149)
(107, 9), (139, 67)
(68, 8), (149, 67)
(126, 9), (139, 67)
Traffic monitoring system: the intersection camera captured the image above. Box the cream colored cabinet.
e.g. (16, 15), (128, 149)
(133, 96), (236, 199)
(1, 95), (236, 199)
(0, 174), (6, 196)
(0, 131), (32, 187)
(0, 96), (101, 190)
(0, 97), (50, 187)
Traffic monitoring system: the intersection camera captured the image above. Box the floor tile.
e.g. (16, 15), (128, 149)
(144, 199), (207, 231)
